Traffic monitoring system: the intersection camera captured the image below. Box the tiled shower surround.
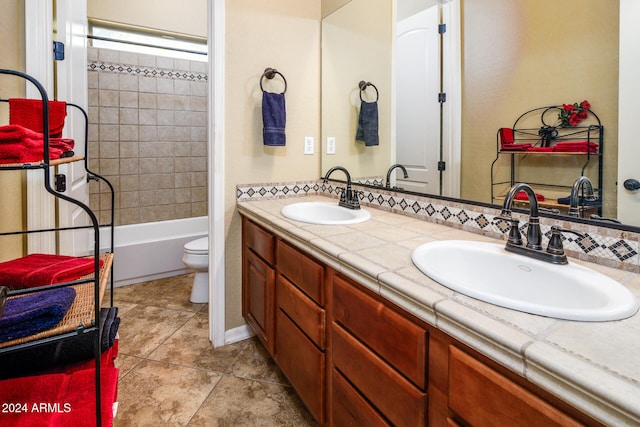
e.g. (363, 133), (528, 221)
(87, 47), (208, 225)
(237, 181), (640, 273)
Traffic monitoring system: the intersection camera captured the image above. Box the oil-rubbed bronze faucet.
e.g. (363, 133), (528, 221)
(569, 176), (598, 217)
(500, 183), (542, 250)
(499, 183), (584, 264)
(323, 166), (361, 210)
(385, 163), (408, 188)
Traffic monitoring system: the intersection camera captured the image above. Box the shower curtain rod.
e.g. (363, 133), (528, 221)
(87, 35), (207, 56)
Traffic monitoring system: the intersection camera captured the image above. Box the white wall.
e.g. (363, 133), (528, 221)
(87, 0), (207, 37)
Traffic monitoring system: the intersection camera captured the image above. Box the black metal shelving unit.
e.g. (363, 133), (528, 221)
(0, 69), (115, 427)
(490, 105), (604, 217)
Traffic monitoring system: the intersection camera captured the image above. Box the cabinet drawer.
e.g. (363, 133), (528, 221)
(243, 250), (275, 355)
(332, 324), (427, 427)
(277, 240), (324, 305)
(448, 346), (582, 427)
(275, 309), (325, 424)
(243, 218), (275, 265)
(333, 274), (428, 389)
(277, 276), (325, 349)
(331, 368), (390, 427)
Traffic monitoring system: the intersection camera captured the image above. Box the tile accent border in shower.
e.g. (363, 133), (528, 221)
(237, 181), (640, 273)
(87, 47), (208, 225)
(88, 58), (207, 83)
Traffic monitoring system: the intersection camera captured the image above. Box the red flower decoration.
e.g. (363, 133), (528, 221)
(558, 100), (591, 127)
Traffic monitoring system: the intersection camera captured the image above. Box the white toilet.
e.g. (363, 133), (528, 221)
(182, 237), (209, 303)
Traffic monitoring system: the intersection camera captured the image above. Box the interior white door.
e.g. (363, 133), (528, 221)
(24, 0), (56, 254)
(395, 5), (441, 193)
(55, 0), (92, 256)
(617, 0), (640, 227)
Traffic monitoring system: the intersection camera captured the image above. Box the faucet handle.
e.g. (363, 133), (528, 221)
(347, 189), (361, 209)
(547, 226), (585, 256)
(506, 218), (523, 246)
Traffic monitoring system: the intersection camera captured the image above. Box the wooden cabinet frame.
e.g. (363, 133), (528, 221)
(240, 216), (604, 426)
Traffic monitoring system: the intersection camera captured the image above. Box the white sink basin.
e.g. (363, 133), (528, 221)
(411, 240), (639, 321)
(281, 201), (371, 225)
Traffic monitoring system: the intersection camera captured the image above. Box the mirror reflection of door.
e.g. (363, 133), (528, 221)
(395, 3), (441, 193)
(617, 0), (640, 227)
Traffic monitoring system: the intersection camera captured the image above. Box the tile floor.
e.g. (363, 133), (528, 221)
(106, 273), (317, 426)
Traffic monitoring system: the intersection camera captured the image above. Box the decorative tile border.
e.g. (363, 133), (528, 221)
(236, 181), (321, 201)
(88, 61), (207, 82)
(237, 180), (640, 273)
(353, 176), (384, 186)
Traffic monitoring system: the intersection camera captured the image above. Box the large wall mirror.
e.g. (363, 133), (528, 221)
(321, 0), (640, 230)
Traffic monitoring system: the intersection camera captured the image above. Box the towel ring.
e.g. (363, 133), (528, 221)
(359, 81), (379, 102)
(260, 68), (287, 94)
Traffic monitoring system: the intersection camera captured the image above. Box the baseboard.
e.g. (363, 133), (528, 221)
(224, 324), (254, 345)
(113, 268), (190, 288)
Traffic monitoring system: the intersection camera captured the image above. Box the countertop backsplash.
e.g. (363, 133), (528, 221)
(236, 180), (640, 274)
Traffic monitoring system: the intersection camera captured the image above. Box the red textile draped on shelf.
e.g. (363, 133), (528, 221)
(0, 254), (102, 290)
(0, 343), (119, 427)
(8, 98), (67, 138)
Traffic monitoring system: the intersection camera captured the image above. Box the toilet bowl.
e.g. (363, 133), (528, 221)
(182, 237), (209, 303)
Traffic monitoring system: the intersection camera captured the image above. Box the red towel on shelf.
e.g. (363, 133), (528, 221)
(0, 364), (118, 427)
(499, 127), (515, 144)
(0, 254), (102, 290)
(525, 146), (554, 152)
(50, 137), (74, 153)
(0, 124), (65, 164)
(515, 191), (545, 202)
(498, 127), (535, 151)
(9, 98), (67, 138)
(552, 141), (599, 153)
(501, 143), (532, 151)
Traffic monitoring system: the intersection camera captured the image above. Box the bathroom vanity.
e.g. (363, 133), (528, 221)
(239, 195), (640, 426)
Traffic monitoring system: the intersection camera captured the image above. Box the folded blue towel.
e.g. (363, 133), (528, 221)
(101, 306), (120, 351)
(0, 287), (76, 343)
(356, 101), (379, 146)
(262, 91), (286, 146)
(0, 306), (120, 379)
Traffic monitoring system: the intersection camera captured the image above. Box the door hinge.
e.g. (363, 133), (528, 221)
(437, 161), (446, 171)
(438, 92), (447, 103)
(55, 173), (67, 192)
(53, 41), (65, 61)
(438, 23), (447, 34)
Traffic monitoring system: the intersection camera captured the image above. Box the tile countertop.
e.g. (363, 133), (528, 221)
(237, 195), (640, 427)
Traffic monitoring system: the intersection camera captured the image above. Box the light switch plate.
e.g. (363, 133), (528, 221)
(327, 137), (336, 154)
(304, 137), (314, 155)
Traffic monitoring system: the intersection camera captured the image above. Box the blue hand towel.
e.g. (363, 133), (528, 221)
(0, 287), (76, 343)
(262, 91), (286, 146)
(0, 306), (120, 379)
(356, 101), (379, 146)
(101, 306), (120, 351)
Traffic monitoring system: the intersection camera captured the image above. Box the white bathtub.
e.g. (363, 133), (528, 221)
(101, 216), (208, 287)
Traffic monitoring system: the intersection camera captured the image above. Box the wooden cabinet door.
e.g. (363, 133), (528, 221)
(276, 308), (325, 424)
(332, 324), (427, 427)
(448, 346), (583, 427)
(277, 240), (324, 305)
(331, 368), (390, 427)
(277, 276), (325, 349)
(243, 249), (275, 355)
(332, 273), (428, 389)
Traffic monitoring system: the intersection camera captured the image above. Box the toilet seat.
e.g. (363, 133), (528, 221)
(184, 237), (208, 255)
